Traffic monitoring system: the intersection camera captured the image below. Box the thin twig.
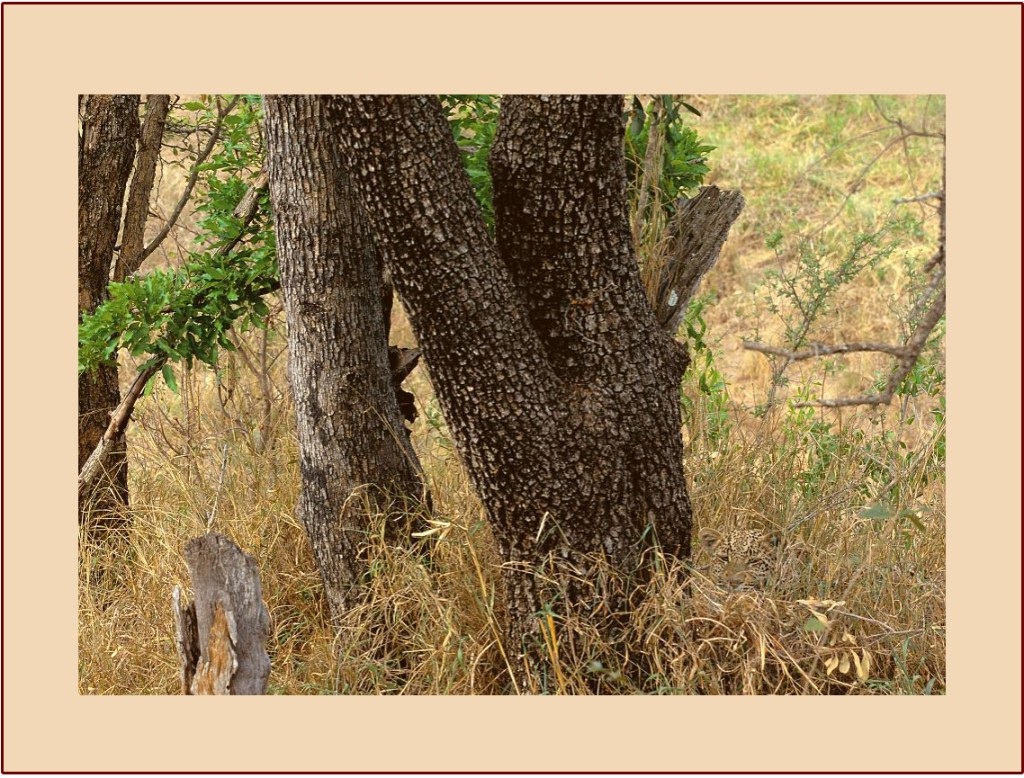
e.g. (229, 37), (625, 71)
(893, 191), (942, 205)
(206, 443), (230, 531)
(78, 362), (162, 496)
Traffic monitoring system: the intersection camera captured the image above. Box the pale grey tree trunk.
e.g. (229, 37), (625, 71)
(174, 533), (271, 695)
(264, 95), (425, 622)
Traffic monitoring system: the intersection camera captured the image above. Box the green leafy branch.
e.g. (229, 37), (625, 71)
(79, 95), (275, 390)
(77, 240), (278, 379)
(441, 94), (500, 229)
(625, 94), (716, 226)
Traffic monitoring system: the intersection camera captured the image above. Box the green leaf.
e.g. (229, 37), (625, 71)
(900, 510), (926, 532)
(161, 364), (179, 394)
(680, 100), (702, 117)
(859, 503), (891, 521)
(802, 616), (827, 633)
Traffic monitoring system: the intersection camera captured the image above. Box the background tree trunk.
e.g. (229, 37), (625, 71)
(264, 95), (426, 622)
(116, 94), (170, 282)
(78, 94), (139, 526)
(331, 95), (693, 687)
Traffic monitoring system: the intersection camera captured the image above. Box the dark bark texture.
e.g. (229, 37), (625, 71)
(331, 95), (693, 687)
(651, 186), (746, 335)
(78, 95), (139, 524)
(264, 96), (425, 621)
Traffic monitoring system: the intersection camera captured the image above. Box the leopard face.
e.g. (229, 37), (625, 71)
(696, 527), (777, 591)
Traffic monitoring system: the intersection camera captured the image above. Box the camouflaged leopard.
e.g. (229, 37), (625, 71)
(696, 527), (779, 591)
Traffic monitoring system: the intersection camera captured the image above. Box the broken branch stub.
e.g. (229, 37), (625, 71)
(651, 186), (745, 335)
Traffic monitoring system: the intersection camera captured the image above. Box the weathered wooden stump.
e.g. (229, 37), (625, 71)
(172, 533), (271, 695)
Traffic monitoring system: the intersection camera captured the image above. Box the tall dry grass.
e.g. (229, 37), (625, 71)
(79, 95), (945, 694)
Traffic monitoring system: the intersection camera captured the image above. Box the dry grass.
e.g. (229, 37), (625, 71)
(79, 95), (945, 695)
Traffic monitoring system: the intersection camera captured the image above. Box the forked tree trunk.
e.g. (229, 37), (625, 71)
(78, 94), (139, 527)
(331, 95), (693, 687)
(264, 96), (426, 622)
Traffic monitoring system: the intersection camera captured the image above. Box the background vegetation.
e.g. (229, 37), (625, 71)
(79, 95), (945, 694)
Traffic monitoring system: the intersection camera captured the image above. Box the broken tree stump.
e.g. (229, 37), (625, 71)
(172, 533), (271, 695)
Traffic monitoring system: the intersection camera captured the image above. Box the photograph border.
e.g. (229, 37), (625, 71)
(2, 2), (1021, 773)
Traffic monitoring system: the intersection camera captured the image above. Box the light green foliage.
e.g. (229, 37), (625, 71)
(679, 294), (731, 446)
(78, 95), (277, 391)
(759, 227), (900, 354)
(441, 95), (500, 228)
(77, 247), (277, 374)
(624, 95), (715, 211)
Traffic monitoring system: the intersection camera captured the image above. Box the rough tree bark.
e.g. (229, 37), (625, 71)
(264, 96), (426, 622)
(78, 94), (139, 526)
(649, 186), (745, 335)
(331, 95), (694, 687)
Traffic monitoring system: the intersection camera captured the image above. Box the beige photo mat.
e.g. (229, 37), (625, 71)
(2, 3), (1021, 773)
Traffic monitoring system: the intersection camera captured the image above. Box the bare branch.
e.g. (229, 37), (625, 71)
(893, 191), (942, 205)
(742, 340), (911, 361)
(786, 288), (943, 411)
(792, 392), (891, 409)
(881, 285), (945, 398)
(78, 361), (162, 495)
(795, 104), (943, 249)
(778, 188), (946, 410)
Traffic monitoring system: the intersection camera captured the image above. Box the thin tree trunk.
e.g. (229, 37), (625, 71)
(116, 94), (170, 282)
(264, 95), (426, 622)
(78, 94), (139, 526)
(331, 95), (693, 688)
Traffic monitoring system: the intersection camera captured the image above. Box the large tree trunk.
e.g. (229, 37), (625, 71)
(264, 96), (426, 622)
(78, 95), (139, 526)
(331, 95), (693, 688)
